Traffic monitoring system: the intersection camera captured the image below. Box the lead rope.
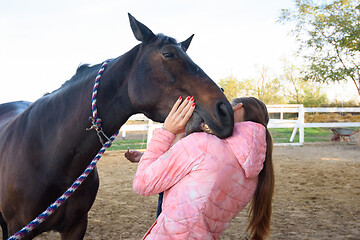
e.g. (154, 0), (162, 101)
(8, 60), (119, 240)
(86, 59), (114, 145)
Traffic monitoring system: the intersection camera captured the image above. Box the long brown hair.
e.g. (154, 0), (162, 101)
(231, 97), (275, 240)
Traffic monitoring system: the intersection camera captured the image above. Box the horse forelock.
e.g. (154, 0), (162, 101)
(156, 34), (178, 46)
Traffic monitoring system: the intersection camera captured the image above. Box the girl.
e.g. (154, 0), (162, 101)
(127, 96), (274, 240)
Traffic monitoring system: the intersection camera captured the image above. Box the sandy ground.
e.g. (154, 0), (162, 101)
(2, 141), (360, 240)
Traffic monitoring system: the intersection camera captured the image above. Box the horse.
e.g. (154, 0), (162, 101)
(0, 13), (234, 239)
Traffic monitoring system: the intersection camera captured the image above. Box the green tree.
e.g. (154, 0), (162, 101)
(218, 75), (246, 101)
(218, 66), (285, 104)
(280, 61), (328, 107)
(279, 0), (360, 97)
(243, 66), (285, 104)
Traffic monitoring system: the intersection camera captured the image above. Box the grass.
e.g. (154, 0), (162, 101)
(269, 127), (335, 143)
(109, 139), (147, 151)
(109, 127), (342, 151)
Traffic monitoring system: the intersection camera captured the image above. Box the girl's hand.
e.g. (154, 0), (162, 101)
(124, 149), (143, 163)
(163, 96), (195, 135)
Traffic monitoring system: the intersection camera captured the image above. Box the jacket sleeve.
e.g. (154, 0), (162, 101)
(133, 128), (203, 196)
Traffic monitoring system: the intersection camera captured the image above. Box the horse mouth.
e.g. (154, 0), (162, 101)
(200, 123), (213, 134)
(185, 112), (216, 136)
(185, 120), (213, 135)
(184, 100), (234, 139)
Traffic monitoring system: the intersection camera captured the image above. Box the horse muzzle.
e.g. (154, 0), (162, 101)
(185, 99), (234, 139)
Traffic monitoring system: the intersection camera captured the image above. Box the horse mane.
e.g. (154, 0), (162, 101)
(76, 63), (94, 75)
(61, 63), (102, 88)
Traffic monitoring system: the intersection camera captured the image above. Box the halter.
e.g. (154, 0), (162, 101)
(8, 60), (119, 240)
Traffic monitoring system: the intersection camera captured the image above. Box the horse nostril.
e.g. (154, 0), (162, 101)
(216, 100), (232, 119)
(214, 100), (234, 138)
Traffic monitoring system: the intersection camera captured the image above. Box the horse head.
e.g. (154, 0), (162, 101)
(127, 14), (234, 139)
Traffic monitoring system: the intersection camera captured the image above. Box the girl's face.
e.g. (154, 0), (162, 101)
(232, 103), (245, 123)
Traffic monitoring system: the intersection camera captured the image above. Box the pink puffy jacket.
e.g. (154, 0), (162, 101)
(133, 121), (266, 239)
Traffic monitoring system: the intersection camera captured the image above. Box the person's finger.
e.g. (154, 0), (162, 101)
(125, 148), (130, 158)
(180, 97), (194, 118)
(163, 96), (194, 134)
(176, 96), (190, 114)
(179, 96), (194, 116)
(168, 96), (183, 116)
(175, 96), (191, 117)
(182, 101), (195, 123)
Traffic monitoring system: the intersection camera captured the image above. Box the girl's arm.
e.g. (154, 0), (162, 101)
(133, 96), (198, 196)
(133, 128), (203, 196)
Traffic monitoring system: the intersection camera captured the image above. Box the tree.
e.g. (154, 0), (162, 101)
(279, 0), (360, 97)
(218, 66), (285, 104)
(280, 61), (328, 107)
(217, 75), (245, 101)
(242, 66), (285, 104)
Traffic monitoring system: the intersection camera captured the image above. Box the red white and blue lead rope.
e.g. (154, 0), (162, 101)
(8, 60), (119, 240)
(88, 60), (111, 131)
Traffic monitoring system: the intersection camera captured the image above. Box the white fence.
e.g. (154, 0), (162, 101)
(120, 105), (360, 146)
(119, 114), (162, 146)
(268, 105), (360, 145)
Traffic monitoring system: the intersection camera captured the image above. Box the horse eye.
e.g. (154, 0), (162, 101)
(162, 52), (175, 59)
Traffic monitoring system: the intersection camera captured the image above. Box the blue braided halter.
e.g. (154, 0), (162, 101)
(8, 60), (119, 240)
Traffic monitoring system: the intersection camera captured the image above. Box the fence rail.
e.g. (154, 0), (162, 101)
(120, 106), (360, 146)
(267, 105), (360, 145)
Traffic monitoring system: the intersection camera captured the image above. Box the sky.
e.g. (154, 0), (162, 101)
(0, 0), (358, 103)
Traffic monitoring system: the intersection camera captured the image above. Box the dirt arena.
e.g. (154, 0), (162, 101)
(3, 141), (360, 239)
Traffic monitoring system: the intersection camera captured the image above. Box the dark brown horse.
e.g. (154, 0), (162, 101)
(0, 14), (234, 239)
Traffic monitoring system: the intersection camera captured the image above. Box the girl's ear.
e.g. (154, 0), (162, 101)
(232, 103), (243, 111)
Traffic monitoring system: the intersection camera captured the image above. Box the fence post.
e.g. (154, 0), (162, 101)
(289, 127), (297, 142)
(147, 119), (154, 147)
(299, 105), (305, 144)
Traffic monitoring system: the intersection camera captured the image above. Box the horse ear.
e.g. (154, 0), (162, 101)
(180, 34), (194, 52)
(128, 13), (156, 43)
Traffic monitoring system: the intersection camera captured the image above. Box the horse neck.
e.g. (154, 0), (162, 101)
(23, 45), (140, 163)
(93, 45), (141, 136)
